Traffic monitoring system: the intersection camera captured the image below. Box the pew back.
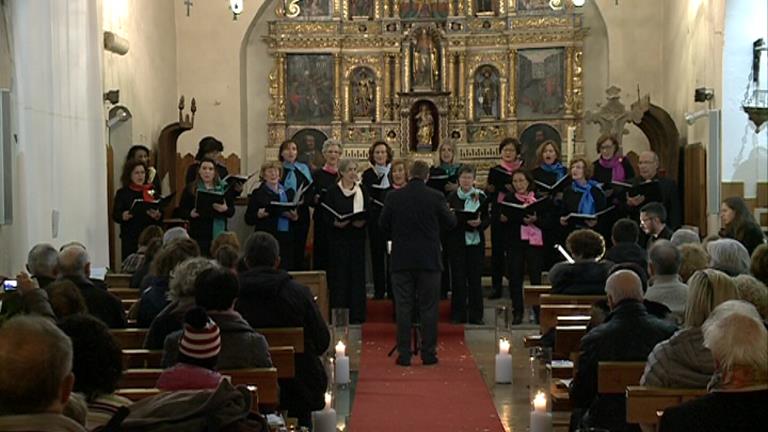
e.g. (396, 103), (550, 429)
(626, 386), (707, 425)
(597, 362), (646, 394)
(288, 271), (329, 323)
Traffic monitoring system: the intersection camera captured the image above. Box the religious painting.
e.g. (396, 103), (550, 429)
(516, 48), (565, 118)
(286, 54), (334, 124)
(516, 0), (556, 13)
(410, 101), (439, 153)
(399, 0), (449, 19)
(291, 128), (328, 170)
(299, 0), (331, 17)
(475, 0), (495, 14)
(410, 28), (441, 91)
(350, 67), (376, 122)
(349, 0), (373, 18)
(474, 65), (500, 120)
(519, 123), (561, 168)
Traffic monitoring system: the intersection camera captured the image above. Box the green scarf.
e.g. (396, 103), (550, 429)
(457, 187), (484, 246)
(198, 180), (228, 240)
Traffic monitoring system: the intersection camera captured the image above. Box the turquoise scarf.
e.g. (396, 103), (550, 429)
(283, 161), (313, 192)
(198, 180), (228, 240)
(440, 163), (460, 178)
(458, 187), (484, 246)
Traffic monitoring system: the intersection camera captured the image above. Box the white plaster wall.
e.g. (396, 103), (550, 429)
(102, 0), (179, 160)
(174, 0), (265, 170)
(722, 0), (767, 197)
(0, 0), (108, 275)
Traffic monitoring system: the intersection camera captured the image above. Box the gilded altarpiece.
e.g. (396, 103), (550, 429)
(264, 0), (586, 179)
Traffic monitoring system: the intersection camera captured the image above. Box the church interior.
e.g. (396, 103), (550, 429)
(0, 0), (766, 431)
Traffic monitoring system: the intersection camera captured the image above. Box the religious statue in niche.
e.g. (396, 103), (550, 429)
(351, 68), (376, 121)
(412, 28), (439, 90)
(400, 0), (449, 19)
(476, 0), (495, 14)
(286, 54), (335, 124)
(414, 102), (436, 152)
(519, 123), (561, 168)
(350, 0), (373, 18)
(517, 48), (565, 118)
(293, 129), (328, 170)
(475, 65), (500, 119)
(299, 0), (330, 17)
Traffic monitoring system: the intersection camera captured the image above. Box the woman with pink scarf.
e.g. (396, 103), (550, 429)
(592, 134), (634, 245)
(502, 169), (545, 324)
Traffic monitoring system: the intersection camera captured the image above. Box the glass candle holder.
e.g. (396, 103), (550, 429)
(332, 307), (350, 350)
(494, 303), (512, 344)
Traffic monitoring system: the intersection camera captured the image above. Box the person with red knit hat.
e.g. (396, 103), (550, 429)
(156, 307), (223, 391)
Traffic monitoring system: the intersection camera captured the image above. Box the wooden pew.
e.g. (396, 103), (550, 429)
(523, 285), (552, 307)
(122, 298), (138, 313)
(597, 361), (646, 394)
(111, 328), (148, 350)
(626, 386), (707, 426)
(554, 325), (587, 359)
(540, 294), (605, 306)
(109, 288), (140, 300)
(268, 346), (296, 379)
(540, 304), (593, 333)
(118, 367), (279, 407)
(105, 273), (133, 288)
(256, 327), (305, 354)
(115, 387), (162, 402)
(289, 271), (329, 323)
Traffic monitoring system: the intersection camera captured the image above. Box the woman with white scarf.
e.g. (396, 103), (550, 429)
(361, 141), (394, 300)
(323, 158), (369, 324)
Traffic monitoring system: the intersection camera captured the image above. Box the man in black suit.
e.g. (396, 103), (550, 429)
(626, 150), (681, 229)
(380, 160), (457, 366)
(640, 202), (673, 250)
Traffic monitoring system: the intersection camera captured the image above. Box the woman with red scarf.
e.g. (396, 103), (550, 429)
(502, 169), (545, 324)
(592, 134), (634, 244)
(485, 137), (523, 299)
(311, 139), (343, 271)
(112, 159), (163, 260)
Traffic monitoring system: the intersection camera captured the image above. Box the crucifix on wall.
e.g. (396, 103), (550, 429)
(585, 85), (650, 146)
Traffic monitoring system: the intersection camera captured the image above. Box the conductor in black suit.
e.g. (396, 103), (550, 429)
(379, 160), (457, 366)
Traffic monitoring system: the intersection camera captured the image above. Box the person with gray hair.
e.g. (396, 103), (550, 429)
(670, 228), (700, 247)
(26, 243), (59, 287)
(162, 226), (190, 244)
(0, 243), (58, 323)
(144, 257), (217, 349)
(311, 138), (343, 271)
(59, 246), (125, 328)
(645, 240), (688, 323)
(569, 269), (676, 432)
(733, 274), (768, 319)
(707, 238), (751, 276)
(659, 301), (768, 432)
(0, 315), (86, 431)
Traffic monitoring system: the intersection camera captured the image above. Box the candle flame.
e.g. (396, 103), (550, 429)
(499, 338), (511, 354)
(533, 391), (547, 412)
(335, 340), (346, 353)
(324, 391), (332, 407)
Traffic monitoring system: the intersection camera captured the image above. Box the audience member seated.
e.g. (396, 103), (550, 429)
(136, 238), (200, 327)
(719, 196), (766, 255)
(645, 240), (688, 323)
(162, 226), (190, 244)
(707, 238), (751, 276)
(0, 243), (59, 323)
(670, 228), (700, 247)
(58, 314), (131, 429)
(677, 243), (709, 283)
(641, 269), (739, 388)
(605, 218), (648, 276)
(121, 225), (164, 274)
(48, 280), (88, 320)
(162, 266), (272, 369)
(640, 202), (672, 249)
(144, 257), (217, 349)
(59, 245), (126, 329)
(129, 237), (162, 289)
(0, 316), (87, 432)
(733, 274), (768, 319)
(210, 231), (241, 258)
(236, 232), (331, 427)
(27, 243), (60, 289)
(549, 229), (614, 295)
(751, 244), (768, 286)
(214, 245), (240, 272)
(156, 307), (224, 391)
(570, 270), (676, 432)
(659, 301), (768, 432)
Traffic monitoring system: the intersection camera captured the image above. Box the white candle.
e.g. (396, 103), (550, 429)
(498, 338), (510, 355)
(312, 393), (337, 432)
(494, 352), (512, 384)
(335, 340), (346, 358)
(530, 391), (552, 432)
(335, 356), (350, 385)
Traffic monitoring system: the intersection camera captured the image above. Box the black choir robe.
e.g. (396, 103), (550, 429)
(244, 182), (295, 269)
(310, 168), (339, 271)
(361, 167), (391, 299)
(281, 166), (314, 270)
(176, 185), (235, 255)
(112, 186), (163, 258)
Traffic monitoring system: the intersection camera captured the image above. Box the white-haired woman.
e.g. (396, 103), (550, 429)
(322, 159), (369, 324)
(707, 238), (751, 276)
(311, 139), (343, 271)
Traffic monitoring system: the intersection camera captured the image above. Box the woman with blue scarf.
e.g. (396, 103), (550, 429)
(245, 161), (297, 269)
(559, 158), (608, 240)
(176, 158), (235, 256)
(446, 165), (489, 324)
(531, 140), (570, 268)
(361, 141), (393, 300)
(279, 140), (314, 270)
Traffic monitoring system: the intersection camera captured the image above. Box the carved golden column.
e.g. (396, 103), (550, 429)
(499, 0), (506, 14)
(376, 71), (383, 122)
(467, 78), (474, 120)
(508, 49), (517, 117)
(394, 53), (402, 94)
(335, 0), (342, 18)
(440, 45), (447, 92)
(383, 1), (389, 17)
(393, 0), (400, 17)
(448, 0), (455, 16)
(467, 0), (473, 15)
(384, 56), (391, 103)
(403, 46), (411, 92)
(277, 52), (286, 120)
(334, 53), (344, 121)
(565, 46), (574, 116)
(458, 53), (466, 118)
(447, 53), (455, 96)
(458, 0), (466, 15)
(374, 1), (382, 19)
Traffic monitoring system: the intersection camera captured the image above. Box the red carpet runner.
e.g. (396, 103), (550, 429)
(348, 300), (505, 431)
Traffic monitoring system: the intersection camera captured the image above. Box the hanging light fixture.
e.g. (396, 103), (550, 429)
(741, 38), (768, 131)
(229, 0), (244, 19)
